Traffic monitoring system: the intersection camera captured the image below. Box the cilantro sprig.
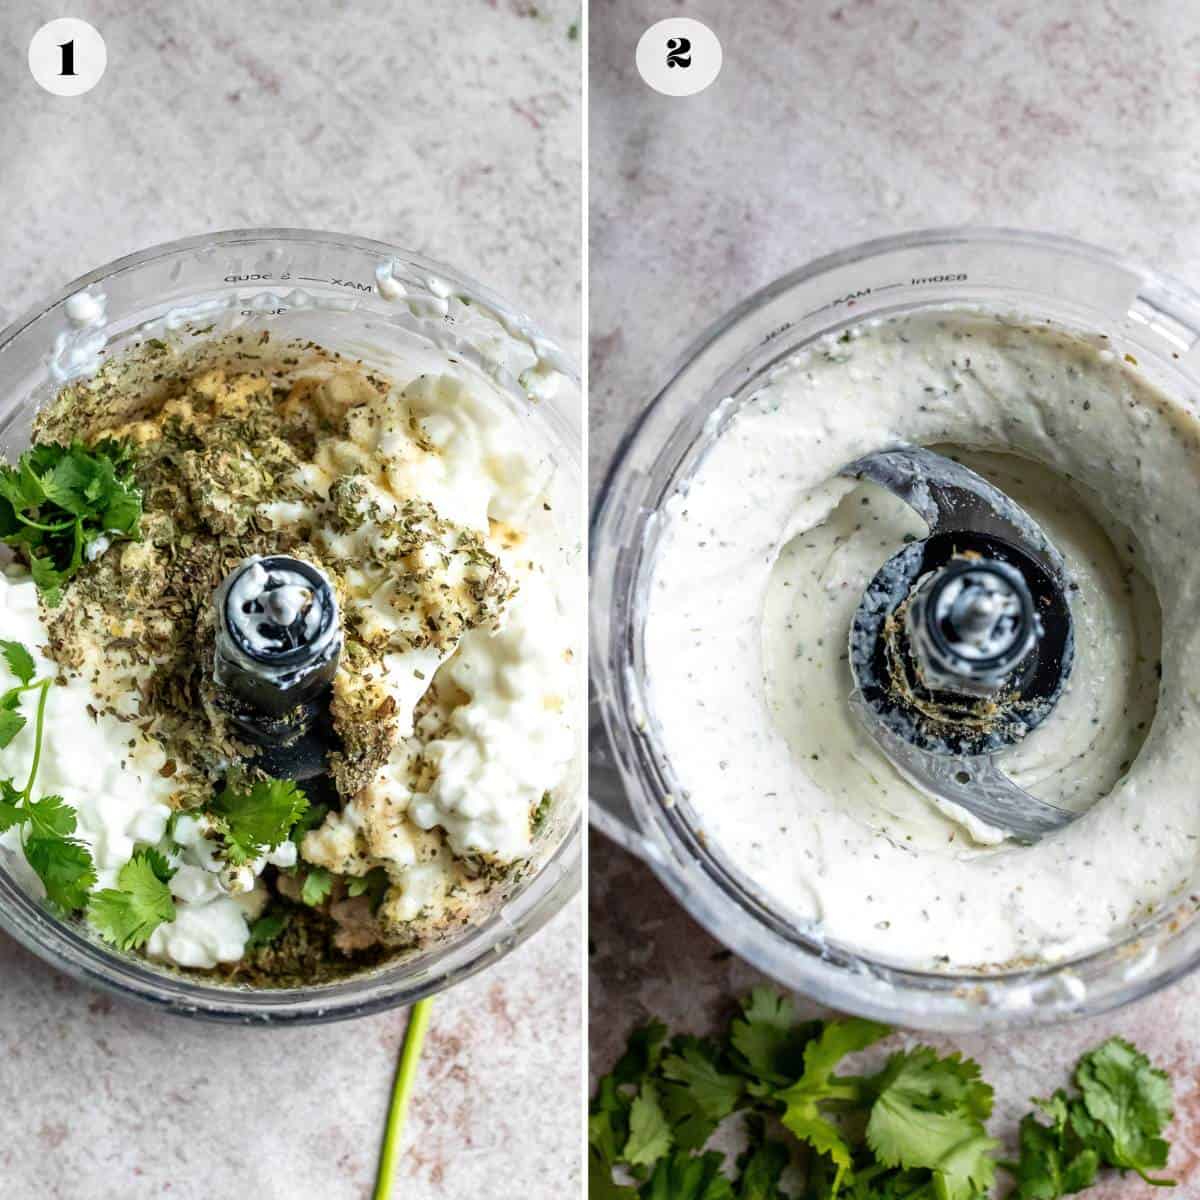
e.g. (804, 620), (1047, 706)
(590, 988), (1177, 1199)
(0, 439), (142, 605)
(207, 775), (310, 865)
(0, 639), (97, 911)
(1004, 1037), (1176, 1196)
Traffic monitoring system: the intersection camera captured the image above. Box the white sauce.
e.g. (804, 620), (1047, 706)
(644, 312), (1200, 971)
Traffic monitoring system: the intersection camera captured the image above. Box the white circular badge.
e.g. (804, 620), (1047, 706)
(636, 18), (722, 97)
(29, 19), (107, 97)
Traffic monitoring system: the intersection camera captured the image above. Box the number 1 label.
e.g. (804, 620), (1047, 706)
(28, 20), (106, 96)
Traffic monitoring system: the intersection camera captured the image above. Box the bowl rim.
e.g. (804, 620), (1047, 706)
(0, 225), (579, 387)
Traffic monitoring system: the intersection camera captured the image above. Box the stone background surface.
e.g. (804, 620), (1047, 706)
(0, 2), (582, 1198)
(589, 0), (1200, 1194)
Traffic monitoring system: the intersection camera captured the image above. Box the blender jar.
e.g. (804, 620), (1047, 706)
(591, 227), (1200, 1032)
(0, 228), (582, 1024)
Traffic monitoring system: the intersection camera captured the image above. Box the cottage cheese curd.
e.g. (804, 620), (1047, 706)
(644, 311), (1198, 970)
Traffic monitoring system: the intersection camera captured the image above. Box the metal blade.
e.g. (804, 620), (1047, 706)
(849, 692), (1078, 843)
(841, 445), (1069, 587)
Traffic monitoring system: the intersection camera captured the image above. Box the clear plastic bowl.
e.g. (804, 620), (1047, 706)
(0, 228), (582, 1024)
(591, 227), (1200, 1032)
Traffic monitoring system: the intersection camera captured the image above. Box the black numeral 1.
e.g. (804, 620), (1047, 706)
(58, 40), (76, 76)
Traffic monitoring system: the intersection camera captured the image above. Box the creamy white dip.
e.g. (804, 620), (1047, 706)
(644, 311), (1200, 971)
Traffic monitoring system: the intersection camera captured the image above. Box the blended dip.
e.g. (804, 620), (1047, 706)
(644, 310), (1200, 971)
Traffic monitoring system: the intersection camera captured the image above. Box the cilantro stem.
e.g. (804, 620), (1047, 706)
(372, 997), (434, 1200)
(12, 511), (73, 533)
(23, 679), (50, 800)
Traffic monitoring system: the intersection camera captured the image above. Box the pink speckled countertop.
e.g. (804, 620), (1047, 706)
(590, 0), (1200, 1192)
(0, 2), (582, 1197)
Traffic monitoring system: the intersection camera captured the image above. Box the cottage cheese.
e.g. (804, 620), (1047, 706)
(1, 340), (576, 972)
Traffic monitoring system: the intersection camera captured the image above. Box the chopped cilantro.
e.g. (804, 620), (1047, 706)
(25, 834), (97, 912)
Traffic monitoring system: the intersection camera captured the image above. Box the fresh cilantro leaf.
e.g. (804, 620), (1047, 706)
(0, 639), (35, 686)
(88, 847), (177, 951)
(0, 778), (26, 831)
(27, 554), (65, 607)
(24, 834), (97, 912)
(0, 441), (142, 605)
(776, 1018), (891, 1193)
(625, 1081), (673, 1168)
(26, 794), (78, 838)
(246, 910), (290, 949)
(735, 1116), (791, 1200)
(730, 987), (817, 1087)
(1005, 1093), (1099, 1199)
(661, 1037), (745, 1150)
(0, 460), (43, 511)
(591, 1075), (633, 1168)
(0, 708), (25, 749)
(301, 866), (334, 907)
(209, 776), (309, 865)
(1003, 1040), (1177, 1197)
(642, 1150), (735, 1200)
(589, 1145), (638, 1199)
(614, 1019), (668, 1085)
(137, 846), (175, 884)
(0, 664), (96, 918)
(868, 1046), (995, 1127)
(1074, 1037), (1174, 1184)
(865, 1049), (998, 1200)
(346, 865), (390, 910)
(289, 799), (329, 849)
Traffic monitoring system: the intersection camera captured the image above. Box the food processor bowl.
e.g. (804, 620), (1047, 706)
(0, 229), (582, 1024)
(591, 227), (1200, 1032)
